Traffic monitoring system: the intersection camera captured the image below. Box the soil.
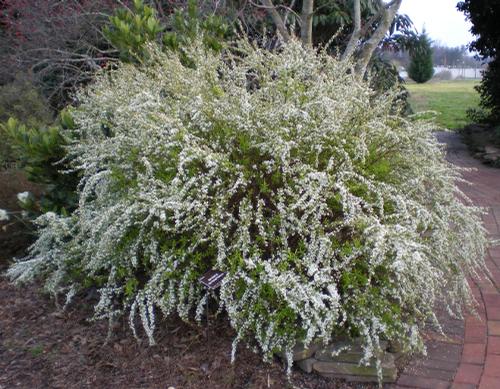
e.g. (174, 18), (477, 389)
(0, 168), (372, 389)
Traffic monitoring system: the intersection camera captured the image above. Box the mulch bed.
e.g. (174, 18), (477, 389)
(0, 279), (375, 389)
(0, 168), (371, 389)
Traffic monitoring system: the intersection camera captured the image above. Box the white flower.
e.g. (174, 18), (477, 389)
(0, 209), (9, 221)
(17, 191), (32, 204)
(7, 39), (488, 384)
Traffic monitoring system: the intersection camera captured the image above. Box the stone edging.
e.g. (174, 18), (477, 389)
(282, 339), (399, 383)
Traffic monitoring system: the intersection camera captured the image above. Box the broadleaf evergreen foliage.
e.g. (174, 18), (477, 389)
(103, 0), (164, 63)
(1, 112), (79, 214)
(408, 31), (434, 84)
(8, 40), (487, 380)
(104, 0), (229, 65)
(458, 0), (500, 123)
(0, 73), (54, 165)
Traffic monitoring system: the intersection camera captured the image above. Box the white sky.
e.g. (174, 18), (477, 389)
(399, 0), (474, 47)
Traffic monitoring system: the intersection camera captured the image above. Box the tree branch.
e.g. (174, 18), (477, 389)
(342, 0), (361, 60)
(355, 0), (403, 75)
(300, 0), (314, 46)
(260, 0), (292, 42)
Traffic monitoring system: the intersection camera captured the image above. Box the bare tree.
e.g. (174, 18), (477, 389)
(259, 0), (404, 75)
(300, 0), (314, 47)
(0, 0), (124, 109)
(261, 0), (292, 41)
(355, 0), (403, 74)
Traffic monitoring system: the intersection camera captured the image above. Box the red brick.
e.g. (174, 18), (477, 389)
(479, 375), (500, 389)
(400, 365), (454, 381)
(476, 283), (498, 295)
(489, 271), (500, 288)
(485, 259), (499, 271)
(471, 285), (483, 295)
(465, 325), (488, 343)
(487, 307), (500, 321)
(397, 375), (450, 389)
(488, 337), (500, 355)
(484, 354), (500, 377)
(485, 224), (499, 235)
(488, 247), (500, 259)
(486, 214), (498, 223)
(425, 342), (462, 361)
(483, 294), (500, 309)
(454, 363), (483, 384)
(466, 313), (486, 327)
(417, 357), (459, 372)
(462, 343), (486, 364)
(488, 321), (500, 336)
(487, 220), (499, 229)
(482, 210), (494, 218)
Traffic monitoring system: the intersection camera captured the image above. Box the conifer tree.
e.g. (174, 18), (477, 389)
(408, 31), (434, 83)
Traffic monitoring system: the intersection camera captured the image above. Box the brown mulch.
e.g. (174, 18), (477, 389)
(0, 168), (41, 270)
(0, 168), (372, 389)
(0, 279), (373, 389)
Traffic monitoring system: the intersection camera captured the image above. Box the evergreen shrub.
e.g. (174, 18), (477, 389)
(0, 73), (53, 165)
(1, 113), (79, 214)
(8, 40), (487, 378)
(408, 32), (434, 84)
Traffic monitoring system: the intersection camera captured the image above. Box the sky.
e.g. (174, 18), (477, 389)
(399, 0), (475, 48)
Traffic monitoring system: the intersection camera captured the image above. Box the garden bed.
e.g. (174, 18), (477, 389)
(0, 169), (372, 389)
(0, 282), (374, 389)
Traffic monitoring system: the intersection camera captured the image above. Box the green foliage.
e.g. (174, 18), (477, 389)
(458, 1), (500, 128)
(369, 54), (412, 115)
(162, 0), (229, 53)
(0, 73), (53, 164)
(467, 107), (491, 124)
(408, 31), (434, 84)
(103, 0), (164, 62)
(104, 0), (230, 65)
(8, 41), (487, 382)
(1, 113), (78, 214)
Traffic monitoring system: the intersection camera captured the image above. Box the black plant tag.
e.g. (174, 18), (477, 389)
(199, 269), (226, 290)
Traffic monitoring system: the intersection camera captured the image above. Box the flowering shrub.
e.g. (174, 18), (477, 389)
(8, 40), (487, 377)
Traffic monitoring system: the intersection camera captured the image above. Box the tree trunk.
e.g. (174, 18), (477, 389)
(261, 0), (291, 42)
(355, 0), (403, 75)
(342, 0), (361, 60)
(300, 0), (314, 47)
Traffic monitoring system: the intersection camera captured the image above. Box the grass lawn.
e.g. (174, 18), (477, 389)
(406, 80), (480, 129)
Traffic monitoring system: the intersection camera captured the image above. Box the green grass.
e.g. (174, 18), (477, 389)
(406, 80), (480, 129)
(28, 344), (44, 357)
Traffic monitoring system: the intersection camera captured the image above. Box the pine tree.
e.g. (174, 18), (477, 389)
(408, 31), (434, 83)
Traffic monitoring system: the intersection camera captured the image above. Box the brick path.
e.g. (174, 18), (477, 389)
(389, 132), (500, 389)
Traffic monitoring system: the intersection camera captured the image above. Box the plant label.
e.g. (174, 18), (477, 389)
(199, 269), (226, 290)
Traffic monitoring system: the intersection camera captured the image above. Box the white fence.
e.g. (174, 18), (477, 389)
(400, 66), (484, 80)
